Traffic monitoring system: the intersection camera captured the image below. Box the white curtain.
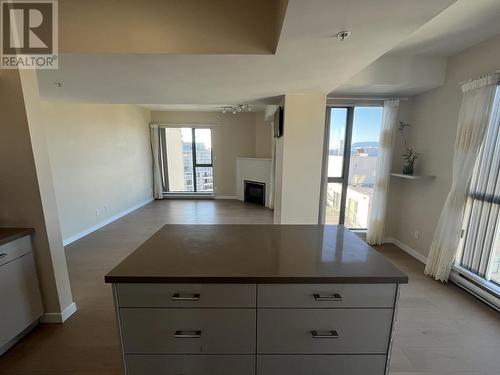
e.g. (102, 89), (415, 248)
(425, 73), (499, 282)
(366, 99), (400, 245)
(149, 124), (163, 199)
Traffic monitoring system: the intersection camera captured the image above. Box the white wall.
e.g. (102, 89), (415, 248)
(150, 111), (265, 198)
(21, 72), (153, 243)
(275, 93), (327, 224)
(386, 33), (500, 259)
(255, 111), (272, 158)
(1, 70), (74, 318)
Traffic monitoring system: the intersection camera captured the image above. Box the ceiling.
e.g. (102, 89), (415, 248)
(332, 0), (500, 97)
(58, 0), (287, 55)
(143, 104), (266, 112)
(390, 0), (500, 57)
(38, 0), (456, 105)
(331, 55), (448, 97)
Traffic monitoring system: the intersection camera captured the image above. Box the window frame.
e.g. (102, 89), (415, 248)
(159, 126), (214, 195)
(320, 104), (382, 229)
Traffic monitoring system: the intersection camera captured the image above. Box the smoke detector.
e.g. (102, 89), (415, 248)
(336, 31), (351, 41)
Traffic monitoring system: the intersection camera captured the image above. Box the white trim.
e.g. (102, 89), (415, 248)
(384, 238), (500, 311)
(383, 237), (428, 264)
(215, 195), (238, 200)
(63, 198), (153, 246)
(450, 270), (500, 311)
(40, 302), (77, 324)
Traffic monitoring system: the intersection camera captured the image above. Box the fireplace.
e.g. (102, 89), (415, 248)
(244, 180), (265, 206)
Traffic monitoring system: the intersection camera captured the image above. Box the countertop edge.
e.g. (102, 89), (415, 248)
(104, 275), (409, 284)
(0, 228), (34, 247)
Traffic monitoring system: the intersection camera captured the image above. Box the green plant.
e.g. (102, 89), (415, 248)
(402, 148), (421, 165)
(399, 121), (421, 164)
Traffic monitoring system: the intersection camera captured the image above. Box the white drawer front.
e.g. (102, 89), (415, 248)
(258, 284), (396, 308)
(117, 283), (255, 308)
(126, 354), (255, 375)
(121, 308), (255, 354)
(0, 252), (43, 348)
(0, 236), (32, 266)
(257, 309), (393, 354)
(257, 355), (387, 375)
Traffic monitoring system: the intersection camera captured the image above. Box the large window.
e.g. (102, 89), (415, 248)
(456, 86), (500, 293)
(159, 127), (213, 194)
(323, 106), (383, 229)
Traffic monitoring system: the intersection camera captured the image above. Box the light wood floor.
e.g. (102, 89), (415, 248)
(0, 200), (498, 374)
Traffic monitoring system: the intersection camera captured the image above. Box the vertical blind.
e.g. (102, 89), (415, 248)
(459, 86), (500, 280)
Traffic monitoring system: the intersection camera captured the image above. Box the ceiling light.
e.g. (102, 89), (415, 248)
(336, 31), (351, 41)
(221, 104), (252, 114)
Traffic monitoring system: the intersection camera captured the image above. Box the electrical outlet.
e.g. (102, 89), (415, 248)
(414, 230), (420, 239)
(96, 208), (100, 216)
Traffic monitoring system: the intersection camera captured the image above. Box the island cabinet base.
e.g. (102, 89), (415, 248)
(257, 355), (387, 375)
(126, 355), (255, 375)
(112, 283), (400, 375)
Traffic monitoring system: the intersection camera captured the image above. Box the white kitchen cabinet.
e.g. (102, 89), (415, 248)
(0, 232), (43, 355)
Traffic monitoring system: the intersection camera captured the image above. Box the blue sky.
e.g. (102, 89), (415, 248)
(330, 107), (383, 148)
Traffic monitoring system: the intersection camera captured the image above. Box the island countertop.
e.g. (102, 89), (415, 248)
(104, 225), (407, 284)
(0, 227), (34, 247)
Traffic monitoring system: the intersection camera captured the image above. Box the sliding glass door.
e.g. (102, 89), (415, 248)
(323, 106), (383, 229)
(159, 127), (213, 194)
(456, 86), (500, 293)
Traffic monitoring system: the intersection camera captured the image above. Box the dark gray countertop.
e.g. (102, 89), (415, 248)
(105, 225), (408, 284)
(0, 227), (34, 247)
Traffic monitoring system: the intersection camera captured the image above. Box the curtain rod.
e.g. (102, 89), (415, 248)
(458, 70), (500, 86)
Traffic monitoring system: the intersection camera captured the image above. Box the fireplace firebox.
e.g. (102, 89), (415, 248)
(244, 180), (265, 206)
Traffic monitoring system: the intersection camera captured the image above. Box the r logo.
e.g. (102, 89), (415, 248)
(1, 0), (57, 68)
(2, 1), (53, 54)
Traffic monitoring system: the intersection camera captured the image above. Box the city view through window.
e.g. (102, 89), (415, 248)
(162, 128), (213, 193)
(325, 107), (383, 229)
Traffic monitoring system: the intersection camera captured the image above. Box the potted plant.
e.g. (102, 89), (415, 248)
(399, 122), (422, 175)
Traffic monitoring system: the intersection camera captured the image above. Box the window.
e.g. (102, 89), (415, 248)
(159, 127), (213, 194)
(456, 86), (500, 293)
(322, 106), (383, 229)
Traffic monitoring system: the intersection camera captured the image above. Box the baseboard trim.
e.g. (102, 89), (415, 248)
(63, 198), (153, 246)
(383, 237), (428, 264)
(40, 302), (77, 324)
(214, 195), (238, 200)
(450, 270), (500, 312)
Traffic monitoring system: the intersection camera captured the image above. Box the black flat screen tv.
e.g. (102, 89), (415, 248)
(273, 106), (284, 138)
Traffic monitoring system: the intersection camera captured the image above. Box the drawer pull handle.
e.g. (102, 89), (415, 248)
(313, 293), (342, 302)
(175, 330), (202, 338)
(172, 293), (200, 301)
(0, 253), (7, 259)
(311, 330), (339, 339)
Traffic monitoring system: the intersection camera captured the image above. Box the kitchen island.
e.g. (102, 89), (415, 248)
(105, 225), (407, 375)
